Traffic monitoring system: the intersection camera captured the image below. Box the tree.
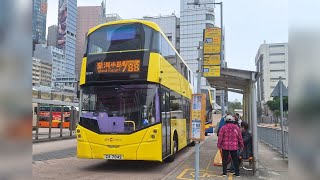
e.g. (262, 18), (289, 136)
(266, 97), (288, 127)
(227, 99), (242, 114)
(266, 97), (288, 112)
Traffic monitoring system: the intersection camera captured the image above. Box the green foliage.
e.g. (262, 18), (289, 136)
(227, 99), (242, 114)
(274, 110), (281, 117)
(266, 97), (288, 112)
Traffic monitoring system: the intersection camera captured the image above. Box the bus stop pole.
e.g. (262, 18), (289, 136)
(35, 103), (40, 140)
(48, 104), (53, 139)
(194, 41), (204, 180)
(251, 79), (259, 175)
(279, 77), (285, 159)
(60, 105), (64, 137)
(70, 106), (75, 136)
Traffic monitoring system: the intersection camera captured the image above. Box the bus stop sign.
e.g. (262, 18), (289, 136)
(190, 94), (206, 141)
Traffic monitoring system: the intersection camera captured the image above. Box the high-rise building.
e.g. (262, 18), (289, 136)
(47, 25), (58, 47)
(32, 57), (52, 87)
(75, 1), (106, 77)
(180, 0), (226, 108)
(142, 14), (180, 52)
(52, 75), (77, 93)
(106, 13), (122, 23)
(32, 0), (47, 49)
(255, 42), (289, 112)
(33, 44), (65, 80)
(57, 0), (77, 76)
(180, 0), (215, 72)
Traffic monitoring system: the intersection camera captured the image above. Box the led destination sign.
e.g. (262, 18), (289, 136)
(96, 60), (141, 73)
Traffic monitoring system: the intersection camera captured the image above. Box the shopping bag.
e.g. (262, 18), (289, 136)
(213, 149), (222, 166)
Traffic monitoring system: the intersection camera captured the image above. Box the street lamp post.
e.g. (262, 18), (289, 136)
(188, 1), (224, 116)
(187, 1), (224, 180)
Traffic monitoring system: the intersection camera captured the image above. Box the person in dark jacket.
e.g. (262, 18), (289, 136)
(240, 122), (253, 160)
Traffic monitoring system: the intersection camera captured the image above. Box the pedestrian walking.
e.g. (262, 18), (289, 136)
(217, 115), (244, 177)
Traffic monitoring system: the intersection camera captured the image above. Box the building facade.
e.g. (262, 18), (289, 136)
(33, 44), (65, 80)
(142, 14), (180, 52)
(32, 57), (52, 87)
(52, 75), (77, 93)
(32, 0), (47, 49)
(75, 2), (106, 77)
(47, 25), (58, 47)
(180, 0), (226, 108)
(180, 0), (215, 72)
(57, 0), (77, 76)
(255, 42), (289, 112)
(106, 13), (122, 23)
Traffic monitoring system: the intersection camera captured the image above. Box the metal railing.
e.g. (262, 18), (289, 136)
(32, 89), (79, 143)
(258, 125), (288, 157)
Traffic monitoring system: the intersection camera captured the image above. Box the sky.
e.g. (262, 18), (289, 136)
(46, 0), (288, 103)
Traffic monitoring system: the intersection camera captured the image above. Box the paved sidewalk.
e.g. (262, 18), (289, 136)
(163, 134), (288, 180)
(33, 128), (76, 143)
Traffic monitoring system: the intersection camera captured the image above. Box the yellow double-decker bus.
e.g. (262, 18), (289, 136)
(76, 20), (198, 162)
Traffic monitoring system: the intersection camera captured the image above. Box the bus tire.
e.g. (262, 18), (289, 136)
(166, 133), (178, 162)
(189, 141), (195, 146)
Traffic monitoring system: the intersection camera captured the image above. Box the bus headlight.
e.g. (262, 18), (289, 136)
(153, 129), (157, 134)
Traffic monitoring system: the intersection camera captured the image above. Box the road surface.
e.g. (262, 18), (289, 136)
(33, 138), (203, 180)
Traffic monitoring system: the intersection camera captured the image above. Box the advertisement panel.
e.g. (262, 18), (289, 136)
(40, 1), (47, 14)
(57, 0), (67, 49)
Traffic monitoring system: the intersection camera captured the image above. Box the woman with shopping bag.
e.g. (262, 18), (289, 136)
(217, 115), (244, 177)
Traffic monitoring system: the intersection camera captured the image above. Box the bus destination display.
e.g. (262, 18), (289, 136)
(96, 60), (141, 73)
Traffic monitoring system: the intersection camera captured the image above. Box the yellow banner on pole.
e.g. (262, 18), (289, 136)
(203, 66), (221, 77)
(203, 28), (221, 54)
(204, 54), (220, 66)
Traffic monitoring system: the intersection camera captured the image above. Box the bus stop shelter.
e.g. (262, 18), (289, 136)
(206, 67), (260, 174)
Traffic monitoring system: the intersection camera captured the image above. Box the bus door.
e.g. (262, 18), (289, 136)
(161, 91), (171, 159)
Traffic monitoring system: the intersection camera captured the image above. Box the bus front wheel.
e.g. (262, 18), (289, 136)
(166, 134), (178, 162)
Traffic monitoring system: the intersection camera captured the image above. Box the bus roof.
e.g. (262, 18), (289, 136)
(87, 19), (162, 35)
(87, 19), (194, 77)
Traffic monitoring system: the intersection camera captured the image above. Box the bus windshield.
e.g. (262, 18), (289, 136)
(87, 23), (153, 54)
(80, 84), (160, 133)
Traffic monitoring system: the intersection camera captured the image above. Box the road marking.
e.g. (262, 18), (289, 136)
(176, 169), (190, 180)
(176, 168), (224, 179)
(228, 172), (233, 180)
(206, 150), (215, 171)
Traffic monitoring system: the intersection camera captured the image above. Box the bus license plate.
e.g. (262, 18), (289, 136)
(104, 154), (123, 160)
